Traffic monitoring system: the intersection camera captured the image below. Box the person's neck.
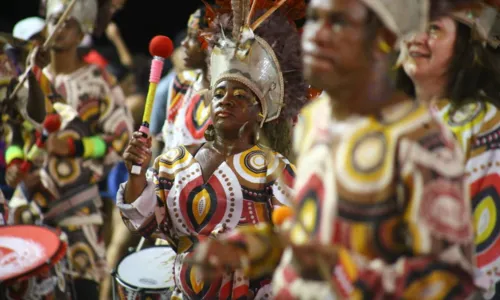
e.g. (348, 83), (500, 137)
(328, 63), (396, 120)
(413, 76), (447, 104)
(50, 48), (83, 75)
(212, 129), (254, 156)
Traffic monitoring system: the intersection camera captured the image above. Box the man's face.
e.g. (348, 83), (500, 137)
(302, 0), (374, 93)
(47, 14), (83, 51)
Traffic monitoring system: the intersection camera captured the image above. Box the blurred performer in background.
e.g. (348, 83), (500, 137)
(399, 2), (500, 298)
(160, 8), (211, 151)
(5, 0), (133, 298)
(191, 0), (479, 299)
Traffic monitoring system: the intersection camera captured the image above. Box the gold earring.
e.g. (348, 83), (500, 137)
(378, 40), (391, 54)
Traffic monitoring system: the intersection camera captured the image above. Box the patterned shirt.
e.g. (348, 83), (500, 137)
(269, 94), (476, 299)
(11, 64), (133, 227)
(435, 99), (500, 299)
(161, 70), (211, 150)
(117, 144), (295, 299)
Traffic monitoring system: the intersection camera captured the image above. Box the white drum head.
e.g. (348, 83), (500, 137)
(117, 246), (176, 290)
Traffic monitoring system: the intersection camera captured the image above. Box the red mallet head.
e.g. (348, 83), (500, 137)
(149, 35), (174, 59)
(43, 113), (62, 133)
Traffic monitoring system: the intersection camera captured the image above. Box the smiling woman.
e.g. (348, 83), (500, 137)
(398, 3), (500, 298)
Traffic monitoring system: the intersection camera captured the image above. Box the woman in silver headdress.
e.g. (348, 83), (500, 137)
(117, 0), (307, 298)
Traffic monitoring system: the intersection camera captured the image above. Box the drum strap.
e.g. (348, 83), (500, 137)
(44, 185), (100, 223)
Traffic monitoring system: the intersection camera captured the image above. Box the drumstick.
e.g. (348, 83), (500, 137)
(8, 0), (77, 100)
(136, 236), (146, 252)
(130, 36), (173, 175)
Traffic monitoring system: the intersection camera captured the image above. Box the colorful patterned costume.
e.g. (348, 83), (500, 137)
(161, 9), (211, 150)
(8, 63), (133, 298)
(265, 94), (477, 299)
(162, 70), (211, 149)
(117, 0), (306, 298)
(435, 98), (500, 298)
(117, 145), (294, 299)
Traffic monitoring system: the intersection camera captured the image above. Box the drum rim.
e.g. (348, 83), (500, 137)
(113, 245), (176, 292)
(0, 224), (65, 284)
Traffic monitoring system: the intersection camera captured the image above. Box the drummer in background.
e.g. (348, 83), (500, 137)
(191, 0), (480, 298)
(159, 7), (211, 153)
(0, 33), (47, 221)
(115, 0), (307, 297)
(4, 0), (133, 298)
(398, 3), (500, 297)
(6, 16), (46, 75)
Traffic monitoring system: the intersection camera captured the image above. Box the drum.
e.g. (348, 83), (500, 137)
(114, 246), (177, 300)
(0, 225), (71, 299)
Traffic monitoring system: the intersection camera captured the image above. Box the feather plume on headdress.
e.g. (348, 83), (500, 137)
(202, 0), (307, 123)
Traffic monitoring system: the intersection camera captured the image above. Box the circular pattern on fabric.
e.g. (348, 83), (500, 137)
(244, 151), (267, 175)
(470, 175), (500, 269)
(12, 204), (39, 225)
(351, 131), (387, 174)
(233, 147), (268, 185)
(68, 242), (95, 276)
(447, 102), (483, 127)
(291, 174), (323, 244)
(179, 252), (219, 299)
(420, 180), (471, 243)
(403, 271), (458, 299)
(171, 163), (243, 236)
(186, 185), (218, 232)
(374, 217), (408, 260)
(48, 157), (80, 187)
(185, 93), (211, 140)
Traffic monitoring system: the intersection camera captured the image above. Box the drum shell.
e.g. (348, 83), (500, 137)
(2, 225), (73, 299)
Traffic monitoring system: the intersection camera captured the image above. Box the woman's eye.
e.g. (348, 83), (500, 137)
(214, 90), (225, 98)
(428, 24), (440, 35)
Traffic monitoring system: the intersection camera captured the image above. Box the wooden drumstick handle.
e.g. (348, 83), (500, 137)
(8, 0), (77, 100)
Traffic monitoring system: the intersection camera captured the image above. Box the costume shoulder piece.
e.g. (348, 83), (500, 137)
(157, 146), (196, 179)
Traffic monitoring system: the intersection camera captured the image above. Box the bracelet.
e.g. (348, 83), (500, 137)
(5, 145), (24, 165)
(82, 136), (107, 158)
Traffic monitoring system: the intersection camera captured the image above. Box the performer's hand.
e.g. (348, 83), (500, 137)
(105, 22), (121, 42)
(28, 46), (50, 69)
(281, 233), (338, 279)
(123, 131), (152, 176)
(5, 163), (25, 187)
(187, 239), (247, 282)
(23, 170), (43, 192)
(45, 134), (72, 156)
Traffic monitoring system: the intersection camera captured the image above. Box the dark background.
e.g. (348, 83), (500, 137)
(0, 0), (202, 55)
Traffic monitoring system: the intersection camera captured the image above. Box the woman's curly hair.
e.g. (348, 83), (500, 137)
(203, 10), (307, 158)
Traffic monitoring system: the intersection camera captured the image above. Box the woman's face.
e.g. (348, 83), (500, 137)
(403, 16), (457, 82)
(211, 80), (261, 135)
(181, 29), (205, 69)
